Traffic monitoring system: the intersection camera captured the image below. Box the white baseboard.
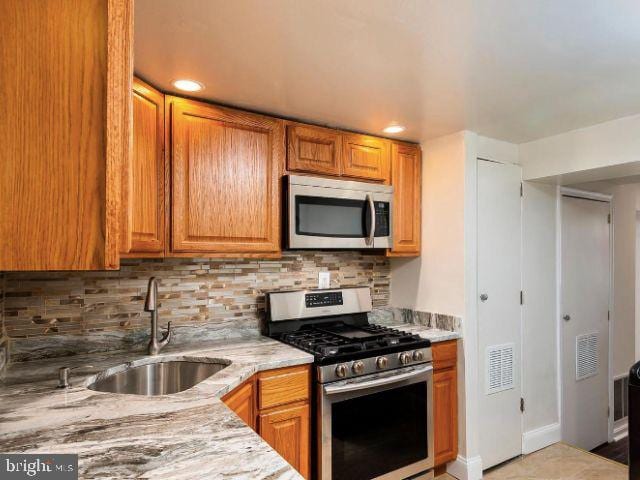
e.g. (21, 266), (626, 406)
(446, 455), (483, 480)
(522, 422), (561, 454)
(613, 419), (628, 442)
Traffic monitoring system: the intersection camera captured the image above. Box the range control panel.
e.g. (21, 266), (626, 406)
(305, 291), (344, 308)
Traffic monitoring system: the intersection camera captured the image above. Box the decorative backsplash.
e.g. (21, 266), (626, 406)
(0, 252), (390, 342)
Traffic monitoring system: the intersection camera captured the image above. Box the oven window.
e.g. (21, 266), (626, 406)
(295, 196), (369, 238)
(331, 382), (428, 480)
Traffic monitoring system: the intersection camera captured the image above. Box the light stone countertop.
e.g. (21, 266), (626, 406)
(0, 335), (313, 480)
(397, 325), (462, 343)
(0, 325), (459, 479)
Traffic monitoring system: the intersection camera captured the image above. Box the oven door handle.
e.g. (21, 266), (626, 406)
(323, 364), (432, 395)
(365, 193), (375, 246)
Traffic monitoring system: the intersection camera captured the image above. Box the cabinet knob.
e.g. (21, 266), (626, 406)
(480, 293), (488, 302)
(563, 314), (571, 321)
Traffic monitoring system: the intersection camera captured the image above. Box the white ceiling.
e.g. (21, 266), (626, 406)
(135, 0), (640, 144)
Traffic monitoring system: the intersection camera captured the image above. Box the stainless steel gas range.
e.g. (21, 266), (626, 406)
(265, 287), (434, 480)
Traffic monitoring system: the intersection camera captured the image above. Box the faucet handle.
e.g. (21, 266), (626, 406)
(161, 321), (173, 343)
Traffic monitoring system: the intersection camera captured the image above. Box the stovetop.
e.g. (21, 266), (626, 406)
(277, 322), (431, 366)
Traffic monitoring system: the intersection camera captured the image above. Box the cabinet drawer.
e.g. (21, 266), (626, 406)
(258, 365), (310, 410)
(432, 340), (458, 370)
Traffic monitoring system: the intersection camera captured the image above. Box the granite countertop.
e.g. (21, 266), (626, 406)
(0, 326), (459, 479)
(0, 335), (313, 480)
(397, 325), (461, 343)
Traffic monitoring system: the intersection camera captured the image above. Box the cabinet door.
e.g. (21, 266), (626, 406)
(434, 367), (458, 466)
(389, 142), (421, 256)
(259, 403), (310, 479)
(341, 134), (390, 183)
(169, 97), (283, 254)
(287, 124), (342, 176)
(0, 0), (132, 270)
(222, 379), (256, 430)
(121, 77), (165, 255)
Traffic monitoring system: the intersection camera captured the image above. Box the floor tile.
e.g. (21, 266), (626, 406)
(435, 442), (627, 480)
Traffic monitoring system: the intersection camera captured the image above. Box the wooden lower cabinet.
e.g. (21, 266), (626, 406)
(433, 340), (459, 467)
(221, 378), (256, 430)
(222, 364), (311, 479)
(259, 403), (310, 478)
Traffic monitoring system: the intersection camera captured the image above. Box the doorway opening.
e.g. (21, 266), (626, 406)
(560, 178), (640, 466)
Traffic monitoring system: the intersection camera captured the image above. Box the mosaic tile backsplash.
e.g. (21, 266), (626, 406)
(0, 252), (390, 343)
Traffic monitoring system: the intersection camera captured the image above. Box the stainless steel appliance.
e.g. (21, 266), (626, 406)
(286, 175), (393, 249)
(266, 287), (434, 480)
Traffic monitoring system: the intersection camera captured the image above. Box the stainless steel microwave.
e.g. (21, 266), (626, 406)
(286, 175), (393, 249)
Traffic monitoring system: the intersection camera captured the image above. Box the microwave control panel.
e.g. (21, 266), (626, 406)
(374, 202), (390, 236)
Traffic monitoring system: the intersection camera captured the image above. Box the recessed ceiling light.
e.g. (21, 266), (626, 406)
(172, 79), (205, 92)
(383, 124), (405, 134)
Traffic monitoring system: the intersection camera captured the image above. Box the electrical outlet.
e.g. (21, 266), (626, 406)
(318, 271), (330, 289)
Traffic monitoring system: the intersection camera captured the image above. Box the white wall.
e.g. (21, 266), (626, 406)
(520, 114), (640, 181)
(521, 182), (561, 451)
(391, 131), (466, 316)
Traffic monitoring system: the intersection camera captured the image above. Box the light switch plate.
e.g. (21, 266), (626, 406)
(318, 271), (330, 289)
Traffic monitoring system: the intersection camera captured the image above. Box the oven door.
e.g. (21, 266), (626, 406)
(319, 364), (434, 480)
(288, 177), (392, 249)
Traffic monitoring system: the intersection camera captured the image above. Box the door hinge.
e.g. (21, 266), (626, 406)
(520, 291), (524, 305)
(608, 310), (610, 321)
(520, 398), (525, 413)
(607, 214), (611, 224)
(608, 406), (610, 418)
(520, 183), (523, 197)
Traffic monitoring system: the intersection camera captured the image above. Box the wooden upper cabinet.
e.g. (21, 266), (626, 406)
(121, 77), (165, 255)
(388, 142), (421, 256)
(341, 133), (391, 183)
(168, 97), (283, 255)
(0, 0), (132, 270)
(287, 124), (342, 176)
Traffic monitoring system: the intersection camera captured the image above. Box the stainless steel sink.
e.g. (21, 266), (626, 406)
(87, 360), (228, 395)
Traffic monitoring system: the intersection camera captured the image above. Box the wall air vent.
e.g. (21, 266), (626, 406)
(486, 343), (515, 395)
(576, 333), (598, 381)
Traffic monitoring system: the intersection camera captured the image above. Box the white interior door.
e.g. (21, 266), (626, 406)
(477, 159), (523, 469)
(561, 195), (610, 451)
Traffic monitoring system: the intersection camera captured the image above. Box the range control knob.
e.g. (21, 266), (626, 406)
(399, 352), (412, 365)
(352, 360), (365, 375)
(413, 350), (425, 362)
(376, 356), (388, 369)
(335, 364), (348, 378)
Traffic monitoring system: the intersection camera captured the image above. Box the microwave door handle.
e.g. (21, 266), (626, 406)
(366, 193), (375, 246)
(323, 364), (433, 395)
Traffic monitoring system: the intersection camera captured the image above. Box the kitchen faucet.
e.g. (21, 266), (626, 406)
(145, 277), (172, 355)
